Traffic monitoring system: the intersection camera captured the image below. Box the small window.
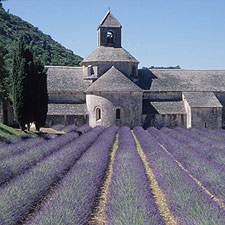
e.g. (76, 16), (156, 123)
(204, 121), (207, 128)
(107, 31), (113, 43)
(116, 108), (120, 120)
(96, 108), (101, 121)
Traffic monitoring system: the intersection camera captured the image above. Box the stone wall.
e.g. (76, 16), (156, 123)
(142, 113), (187, 129)
(48, 92), (85, 104)
(46, 115), (88, 127)
(82, 62), (138, 78)
(98, 27), (121, 48)
(191, 107), (222, 129)
(182, 94), (191, 128)
(214, 92), (225, 128)
(87, 92), (142, 128)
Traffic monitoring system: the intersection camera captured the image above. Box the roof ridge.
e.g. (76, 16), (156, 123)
(45, 66), (82, 69)
(149, 69), (225, 71)
(98, 10), (121, 29)
(80, 46), (139, 64)
(85, 66), (142, 92)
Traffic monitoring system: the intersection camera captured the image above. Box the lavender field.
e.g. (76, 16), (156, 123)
(0, 126), (225, 225)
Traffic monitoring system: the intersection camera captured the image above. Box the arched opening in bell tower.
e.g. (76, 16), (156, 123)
(107, 31), (113, 44)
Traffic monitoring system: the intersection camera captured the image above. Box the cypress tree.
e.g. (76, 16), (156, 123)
(11, 36), (35, 130)
(33, 60), (48, 131)
(11, 35), (48, 131)
(0, 43), (8, 100)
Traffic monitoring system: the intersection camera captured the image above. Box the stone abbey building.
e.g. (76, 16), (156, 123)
(46, 10), (225, 129)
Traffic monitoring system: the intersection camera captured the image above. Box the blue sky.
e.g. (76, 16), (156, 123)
(3, 0), (225, 69)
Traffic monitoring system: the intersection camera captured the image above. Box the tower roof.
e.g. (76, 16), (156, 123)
(80, 46), (139, 65)
(98, 9), (122, 29)
(85, 66), (143, 93)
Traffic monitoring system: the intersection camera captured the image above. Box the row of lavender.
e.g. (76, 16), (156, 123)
(1, 126), (224, 224)
(150, 127), (225, 204)
(134, 127), (225, 224)
(0, 126), (104, 224)
(0, 124), (91, 163)
(161, 127), (225, 168)
(104, 127), (163, 224)
(0, 132), (79, 186)
(51, 123), (91, 133)
(26, 126), (118, 224)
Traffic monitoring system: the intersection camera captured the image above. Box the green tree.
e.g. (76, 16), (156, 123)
(0, 43), (8, 99)
(33, 60), (48, 131)
(11, 36), (35, 130)
(11, 35), (48, 131)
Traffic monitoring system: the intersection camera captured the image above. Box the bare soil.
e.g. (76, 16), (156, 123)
(40, 128), (65, 134)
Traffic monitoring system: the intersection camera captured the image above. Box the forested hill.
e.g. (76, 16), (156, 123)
(0, 7), (83, 68)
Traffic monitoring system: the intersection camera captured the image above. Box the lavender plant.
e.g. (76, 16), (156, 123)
(161, 127), (225, 168)
(51, 124), (65, 130)
(0, 126), (104, 225)
(189, 128), (225, 144)
(0, 135), (21, 144)
(148, 127), (225, 204)
(0, 132), (79, 186)
(76, 124), (92, 135)
(176, 127), (225, 153)
(26, 126), (117, 225)
(0, 137), (45, 161)
(105, 126), (164, 225)
(62, 124), (78, 132)
(134, 126), (225, 224)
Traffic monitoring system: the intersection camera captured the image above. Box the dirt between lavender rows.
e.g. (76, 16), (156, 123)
(40, 128), (65, 134)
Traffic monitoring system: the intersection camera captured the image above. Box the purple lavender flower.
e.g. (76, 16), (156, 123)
(149, 127), (225, 204)
(105, 126), (164, 224)
(0, 137), (45, 161)
(0, 131), (79, 186)
(25, 126), (117, 225)
(51, 124), (65, 130)
(0, 126), (105, 225)
(135, 126), (225, 224)
(62, 124), (78, 132)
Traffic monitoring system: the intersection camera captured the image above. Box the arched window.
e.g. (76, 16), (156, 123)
(116, 108), (121, 120)
(96, 108), (101, 121)
(107, 31), (113, 43)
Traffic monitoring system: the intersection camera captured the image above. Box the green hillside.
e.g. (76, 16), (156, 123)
(0, 6), (83, 69)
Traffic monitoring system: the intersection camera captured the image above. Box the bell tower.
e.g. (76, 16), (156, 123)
(97, 9), (122, 48)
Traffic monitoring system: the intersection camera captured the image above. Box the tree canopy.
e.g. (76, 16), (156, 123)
(0, 41), (8, 99)
(148, 65), (181, 69)
(0, 6), (83, 73)
(11, 36), (48, 131)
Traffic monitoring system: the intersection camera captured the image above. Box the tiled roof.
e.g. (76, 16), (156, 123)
(86, 66), (143, 93)
(80, 47), (139, 64)
(98, 10), (122, 29)
(183, 92), (222, 108)
(144, 69), (225, 92)
(46, 66), (86, 92)
(143, 100), (186, 114)
(47, 104), (88, 115)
